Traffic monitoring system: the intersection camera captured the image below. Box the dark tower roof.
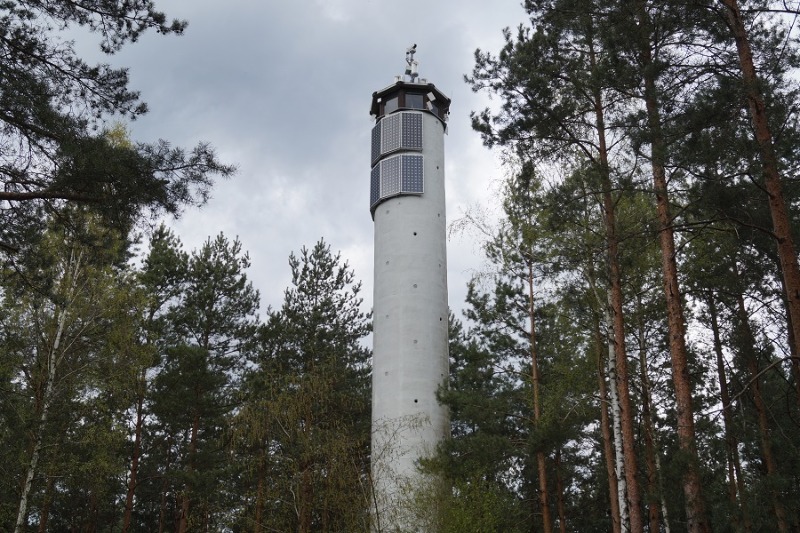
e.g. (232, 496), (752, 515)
(370, 80), (451, 125)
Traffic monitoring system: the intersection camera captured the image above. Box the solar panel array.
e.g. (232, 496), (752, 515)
(370, 111), (427, 213)
(371, 111), (424, 165)
(370, 154), (425, 211)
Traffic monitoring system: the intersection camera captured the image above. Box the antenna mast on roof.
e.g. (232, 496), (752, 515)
(404, 44), (419, 82)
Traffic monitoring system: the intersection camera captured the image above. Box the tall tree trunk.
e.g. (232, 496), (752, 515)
(654, 451), (672, 533)
(528, 260), (553, 533)
(123, 374), (146, 533)
(37, 465), (57, 533)
(771, 259), (800, 411)
(591, 42), (643, 533)
(719, 0), (800, 381)
(589, 37), (644, 533)
(594, 310), (622, 533)
(158, 447), (170, 533)
(15, 276), (74, 533)
(554, 448), (567, 533)
(635, 295), (661, 533)
(298, 399), (314, 533)
(787, 311), (800, 410)
(254, 447), (266, 533)
(733, 279), (789, 532)
(634, 3), (710, 530)
(178, 412), (200, 533)
(86, 491), (99, 533)
(606, 321), (630, 533)
(15, 350), (54, 533)
(707, 292), (751, 532)
(299, 460), (314, 533)
(783, 292), (800, 412)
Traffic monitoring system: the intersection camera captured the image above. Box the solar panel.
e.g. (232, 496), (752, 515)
(381, 113), (401, 155)
(370, 165), (380, 208)
(401, 155), (424, 193)
(402, 113), (423, 150)
(381, 156), (401, 197)
(371, 121), (382, 165)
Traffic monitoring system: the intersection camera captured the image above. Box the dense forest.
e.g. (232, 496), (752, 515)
(3, 0), (800, 532)
(436, 0), (800, 532)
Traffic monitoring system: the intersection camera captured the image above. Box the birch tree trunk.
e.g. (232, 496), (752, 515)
(14, 351), (57, 533)
(14, 249), (82, 533)
(596, 315), (622, 533)
(589, 38), (644, 533)
(606, 326), (629, 533)
(655, 451), (671, 533)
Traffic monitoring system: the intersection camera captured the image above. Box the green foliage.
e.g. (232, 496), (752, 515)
(0, 211), (142, 531)
(1, 222), (379, 531)
(0, 0), (234, 261)
(145, 232), (258, 530)
(462, 0), (800, 530)
(234, 239), (371, 532)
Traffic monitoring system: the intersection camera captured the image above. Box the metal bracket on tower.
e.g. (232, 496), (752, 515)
(404, 44), (419, 83)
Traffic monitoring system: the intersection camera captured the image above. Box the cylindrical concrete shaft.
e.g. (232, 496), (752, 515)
(371, 110), (449, 525)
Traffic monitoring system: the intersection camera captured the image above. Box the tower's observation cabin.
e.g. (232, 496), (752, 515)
(369, 77), (451, 216)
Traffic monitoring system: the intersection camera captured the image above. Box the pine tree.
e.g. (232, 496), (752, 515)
(0, 1), (234, 258)
(428, 313), (528, 533)
(467, 5), (649, 527)
(235, 240), (371, 532)
(121, 225), (189, 533)
(147, 232), (259, 532)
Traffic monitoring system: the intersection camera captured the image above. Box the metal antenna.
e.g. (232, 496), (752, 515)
(404, 44), (419, 82)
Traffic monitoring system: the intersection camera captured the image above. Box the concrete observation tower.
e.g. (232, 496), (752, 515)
(369, 45), (451, 528)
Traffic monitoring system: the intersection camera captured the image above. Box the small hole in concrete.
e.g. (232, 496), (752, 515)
(413, 284), (417, 288)
(414, 399), (418, 403)
(413, 231), (417, 236)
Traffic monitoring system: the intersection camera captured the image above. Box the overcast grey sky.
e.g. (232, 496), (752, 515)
(106, 0), (528, 317)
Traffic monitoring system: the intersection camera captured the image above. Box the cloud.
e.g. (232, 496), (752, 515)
(104, 0), (527, 316)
